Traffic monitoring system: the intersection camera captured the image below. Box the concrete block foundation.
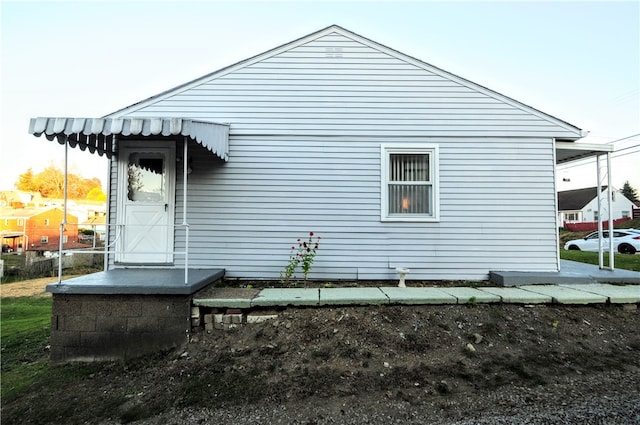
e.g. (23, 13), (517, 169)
(50, 293), (191, 363)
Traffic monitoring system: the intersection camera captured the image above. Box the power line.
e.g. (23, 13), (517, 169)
(607, 133), (640, 144)
(610, 143), (640, 153)
(558, 148), (640, 170)
(610, 147), (640, 159)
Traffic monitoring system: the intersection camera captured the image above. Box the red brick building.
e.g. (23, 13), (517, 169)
(0, 207), (79, 252)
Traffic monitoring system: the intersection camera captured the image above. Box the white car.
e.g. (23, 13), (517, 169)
(564, 229), (640, 254)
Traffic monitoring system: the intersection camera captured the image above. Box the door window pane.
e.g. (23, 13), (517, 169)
(127, 154), (165, 202)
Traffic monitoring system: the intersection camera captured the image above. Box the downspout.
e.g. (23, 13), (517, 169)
(552, 138), (561, 272)
(58, 136), (69, 284)
(607, 152), (614, 270)
(183, 137), (189, 285)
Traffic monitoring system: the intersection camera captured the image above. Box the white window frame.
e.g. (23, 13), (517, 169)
(380, 144), (440, 222)
(564, 212), (579, 222)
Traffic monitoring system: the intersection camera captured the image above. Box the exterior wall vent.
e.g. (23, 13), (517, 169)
(325, 47), (343, 58)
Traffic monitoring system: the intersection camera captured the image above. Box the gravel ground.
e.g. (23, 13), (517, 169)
(124, 359), (640, 425)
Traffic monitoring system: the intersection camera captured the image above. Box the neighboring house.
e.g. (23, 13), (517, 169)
(43, 198), (107, 227)
(558, 186), (636, 224)
(0, 191), (44, 208)
(29, 25), (611, 281)
(0, 207), (79, 252)
(79, 215), (107, 242)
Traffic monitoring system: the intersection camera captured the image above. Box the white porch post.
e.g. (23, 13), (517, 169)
(596, 152), (615, 271)
(596, 154), (603, 269)
(183, 137), (189, 285)
(58, 136), (69, 284)
(607, 152), (614, 270)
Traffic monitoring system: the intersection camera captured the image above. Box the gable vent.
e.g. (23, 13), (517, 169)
(325, 47), (343, 58)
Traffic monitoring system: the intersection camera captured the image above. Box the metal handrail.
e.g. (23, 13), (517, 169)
(56, 222), (191, 284)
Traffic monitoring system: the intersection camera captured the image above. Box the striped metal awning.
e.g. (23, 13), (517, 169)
(28, 117), (229, 161)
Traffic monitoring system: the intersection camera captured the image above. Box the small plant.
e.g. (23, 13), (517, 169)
(281, 232), (321, 284)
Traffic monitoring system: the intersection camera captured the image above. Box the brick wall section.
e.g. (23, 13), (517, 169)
(50, 294), (191, 363)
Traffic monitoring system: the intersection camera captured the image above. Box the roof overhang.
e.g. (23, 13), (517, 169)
(555, 141), (614, 164)
(1, 232), (24, 238)
(28, 117), (229, 161)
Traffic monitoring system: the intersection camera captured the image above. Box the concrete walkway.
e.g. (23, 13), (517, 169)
(193, 282), (640, 308)
(194, 260), (640, 308)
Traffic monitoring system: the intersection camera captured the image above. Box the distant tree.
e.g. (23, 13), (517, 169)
(85, 186), (107, 202)
(15, 168), (37, 192)
(14, 165), (104, 199)
(32, 165), (65, 198)
(621, 181), (638, 203)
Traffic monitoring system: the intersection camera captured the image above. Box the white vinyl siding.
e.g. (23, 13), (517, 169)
(165, 136), (558, 281)
(106, 28), (573, 279)
(381, 144), (439, 221)
(120, 33), (581, 140)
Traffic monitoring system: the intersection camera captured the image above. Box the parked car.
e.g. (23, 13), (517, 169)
(2, 244), (13, 253)
(564, 229), (640, 254)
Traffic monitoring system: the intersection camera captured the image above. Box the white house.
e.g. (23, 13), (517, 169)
(30, 25), (609, 282)
(558, 186), (636, 224)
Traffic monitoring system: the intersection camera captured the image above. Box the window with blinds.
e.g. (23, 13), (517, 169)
(381, 145), (439, 221)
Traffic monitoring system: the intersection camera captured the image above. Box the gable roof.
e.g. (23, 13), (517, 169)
(557, 186), (608, 211)
(0, 206), (71, 219)
(0, 191), (43, 205)
(106, 25), (583, 139)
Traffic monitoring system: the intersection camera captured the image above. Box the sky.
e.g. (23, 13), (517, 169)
(1, 0), (639, 193)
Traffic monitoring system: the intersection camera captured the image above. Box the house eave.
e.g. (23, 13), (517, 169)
(555, 141), (614, 164)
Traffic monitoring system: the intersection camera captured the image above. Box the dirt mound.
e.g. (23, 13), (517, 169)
(3, 302), (639, 424)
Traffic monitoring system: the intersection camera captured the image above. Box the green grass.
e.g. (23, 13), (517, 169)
(617, 217), (640, 229)
(0, 254), (24, 268)
(1, 254), (26, 284)
(1, 296), (52, 400)
(560, 249), (640, 272)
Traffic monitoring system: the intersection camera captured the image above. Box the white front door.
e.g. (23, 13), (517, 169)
(117, 144), (175, 264)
